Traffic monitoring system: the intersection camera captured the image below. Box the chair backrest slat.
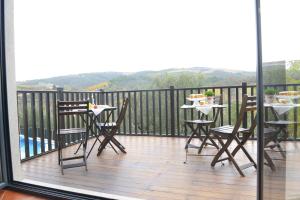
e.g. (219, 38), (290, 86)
(212, 95), (223, 127)
(232, 95), (257, 134)
(58, 100), (89, 116)
(115, 98), (129, 129)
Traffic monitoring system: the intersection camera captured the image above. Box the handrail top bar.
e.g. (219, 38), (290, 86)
(17, 90), (57, 93)
(16, 83), (300, 94)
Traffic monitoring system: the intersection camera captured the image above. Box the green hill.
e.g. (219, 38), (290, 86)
(17, 67), (256, 91)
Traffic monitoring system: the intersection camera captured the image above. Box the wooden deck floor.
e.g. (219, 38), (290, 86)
(21, 136), (300, 200)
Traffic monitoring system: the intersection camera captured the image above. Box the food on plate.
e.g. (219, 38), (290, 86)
(93, 105), (98, 109)
(278, 99), (289, 104)
(200, 100), (206, 105)
(188, 93), (204, 99)
(278, 91), (300, 96)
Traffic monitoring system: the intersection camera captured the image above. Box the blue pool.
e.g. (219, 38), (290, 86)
(19, 135), (55, 159)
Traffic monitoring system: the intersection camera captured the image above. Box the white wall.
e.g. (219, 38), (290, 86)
(5, 0), (24, 180)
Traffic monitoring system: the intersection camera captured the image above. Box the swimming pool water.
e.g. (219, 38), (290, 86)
(19, 135), (55, 159)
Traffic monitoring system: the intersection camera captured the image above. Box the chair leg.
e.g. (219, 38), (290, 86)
(214, 136), (245, 176)
(264, 150), (275, 171)
(211, 136), (231, 167)
(198, 136), (208, 154)
(83, 141), (88, 172)
(60, 138), (64, 175)
(232, 136), (257, 168)
(110, 137), (127, 153)
(108, 141), (119, 154)
(74, 142), (82, 155)
(97, 137), (111, 156)
(185, 123), (200, 149)
(87, 136), (101, 158)
(276, 142), (286, 159)
(224, 147), (245, 177)
(57, 137), (61, 165)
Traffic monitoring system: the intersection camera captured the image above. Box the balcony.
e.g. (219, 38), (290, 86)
(17, 83), (300, 199)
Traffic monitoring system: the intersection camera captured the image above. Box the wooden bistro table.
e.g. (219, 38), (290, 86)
(74, 104), (123, 158)
(181, 103), (227, 154)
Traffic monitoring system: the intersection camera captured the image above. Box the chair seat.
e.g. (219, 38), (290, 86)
(210, 125), (249, 135)
(264, 128), (280, 137)
(184, 120), (213, 125)
(265, 120), (298, 126)
(59, 128), (86, 135)
(96, 122), (117, 128)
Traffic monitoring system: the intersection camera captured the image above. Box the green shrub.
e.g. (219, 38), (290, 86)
(205, 90), (214, 97)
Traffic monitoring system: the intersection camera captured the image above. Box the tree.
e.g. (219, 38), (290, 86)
(152, 72), (204, 89)
(287, 60), (300, 84)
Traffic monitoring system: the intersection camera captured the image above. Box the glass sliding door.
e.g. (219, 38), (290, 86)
(261, 0), (300, 199)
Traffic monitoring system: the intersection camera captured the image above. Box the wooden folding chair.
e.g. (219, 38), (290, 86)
(96, 98), (129, 156)
(263, 127), (281, 171)
(210, 95), (257, 176)
(57, 101), (89, 175)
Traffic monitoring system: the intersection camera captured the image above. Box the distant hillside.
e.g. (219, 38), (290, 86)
(17, 67), (256, 91)
(17, 72), (124, 90)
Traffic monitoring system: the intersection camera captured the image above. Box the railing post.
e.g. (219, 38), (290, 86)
(57, 87), (64, 129)
(99, 89), (105, 122)
(57, 87), (64, 101)
(170, 86), (175, 137)
(242, 82), (247, 128)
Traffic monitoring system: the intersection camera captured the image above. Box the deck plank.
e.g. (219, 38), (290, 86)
(21, 136), (300, 200)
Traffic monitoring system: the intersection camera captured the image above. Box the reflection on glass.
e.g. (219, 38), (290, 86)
(261, 0), (300, 198)
(263, 63), (300, 199)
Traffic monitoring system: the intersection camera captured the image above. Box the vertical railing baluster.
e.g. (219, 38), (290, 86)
(158, 91), (162, 136)
(236, 87), (239, 125)
(176, 90), (180, 136)
(190, 89), (193, 121)
(52, 92), (57, 148)
(228, 88), (231, 125)
(127, 92), (131, 135)
(75, 93), (80, 141)
(31, 93), (37, 156)
(170, 86), (175, 137)
(139, 91), (143, 134)
(38, 92), (45, 153)
(220, 88), (224, 126)
(242, 82), (247, 128)
(198, 88), (201, 119)
(23, 93), (30, 158)
(116, 92), (121, 134)
(80, 93), (84, 128)
(111, 92), (115, 121)
(46, 92), (52, 150)
(183, 90), (187, 136)
(122, 91), (126, 134)
(294, 85), (298, 140)
(165, 90), (168, 136)
(146, 91), (149, 135)
(251, 87), (255, 139)
(152, 91), (156, 135)
(65, 93), (70, 145)
(134, 91), (137, 134)
(71, 93), (76, 142)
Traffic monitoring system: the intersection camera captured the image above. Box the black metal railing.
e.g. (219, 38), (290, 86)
(17, 82), (300, 161)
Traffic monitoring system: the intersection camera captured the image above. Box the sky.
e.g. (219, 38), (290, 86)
(14, 0), (300, 81)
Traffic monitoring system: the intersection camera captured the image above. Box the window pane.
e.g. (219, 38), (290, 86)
(261, 1), (300, 199)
